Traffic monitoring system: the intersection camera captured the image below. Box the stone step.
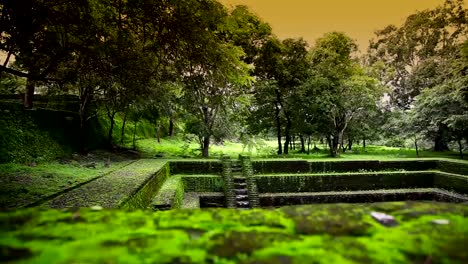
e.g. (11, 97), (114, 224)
(233, 177), (246, 183)
(235, 182), (247, 188)
(236, 194), (249, 200)
(236, 201), (250, 207)
(234, 189), (247, 195)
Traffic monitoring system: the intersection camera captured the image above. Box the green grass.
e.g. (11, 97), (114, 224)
(1, 201), (467, 263)
(133, 137), (467, 160)
(0, 160), (133, 209)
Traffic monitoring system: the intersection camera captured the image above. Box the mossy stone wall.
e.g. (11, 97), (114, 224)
(182, 175), (223, 192)
(252, 160), (310, 174)
(259, 189), (468, 206)
(252, 160), (439, 174)
(121, 163), (170, 209)
(434, 173), (468, 194)
(437, 160), (468, 175)
(255, 172), (435, 193)
(169, 161), (222, 175)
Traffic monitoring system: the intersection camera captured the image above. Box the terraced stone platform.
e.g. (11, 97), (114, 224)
(28, 158), (468, 210)
(45, 160), (168, 209)
(166, 159), (468, 209)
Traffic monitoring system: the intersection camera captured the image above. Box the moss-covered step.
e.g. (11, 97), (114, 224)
(1, 202), (468, 263)
(181, 192), (224, 209)
(259, 188), (468, 207)
(149, 175), (184, 210)
(44, 160), (168, 209)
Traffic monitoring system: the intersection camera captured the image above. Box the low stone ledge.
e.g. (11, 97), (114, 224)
(259, 188), (468, 206)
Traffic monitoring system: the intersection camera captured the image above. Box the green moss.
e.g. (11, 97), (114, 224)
(1, 202), (468, 263)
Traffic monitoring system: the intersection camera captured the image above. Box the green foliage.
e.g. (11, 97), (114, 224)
(0, 109), (64, 163)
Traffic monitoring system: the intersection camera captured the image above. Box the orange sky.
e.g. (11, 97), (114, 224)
(219, 0), (467, 52)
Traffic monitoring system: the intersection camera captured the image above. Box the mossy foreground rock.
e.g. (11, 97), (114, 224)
(1, 202), (468, 264)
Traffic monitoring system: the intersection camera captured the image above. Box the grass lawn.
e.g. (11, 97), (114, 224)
(133, 137), (467, 160)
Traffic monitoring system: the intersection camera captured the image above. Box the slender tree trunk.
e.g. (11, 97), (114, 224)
(120, 110), (128, 145)
(300, 135), (306, 153)
(107, 111), (117, 146)
(292, 136), (296, 150)
(458, 139), (463, 159)
(348, 138), (353, 151)
(156, 121), (161, 143)
(283, 116), (292, 154)
(414, 136), (419, 158)
(275, 103), (282, 155)
(169, 117), (174, 137)
(23, 77), (35, 109)
(363, 137), (366, 150)
(202, 136), (210, 158)
(340, 136), (346, 153)
(307, 136), (311, 155)
(79, 115), (87, 154)
(132, 120), (138, 150)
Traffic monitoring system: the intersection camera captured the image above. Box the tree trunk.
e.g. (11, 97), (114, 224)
(169, 117), (174, 137)
(284, 135), (290, 155)
(329, 132), (342, 158)
(202, 136), (210, 158)
(292, 136), (296, 150)
(107, 111), (117, 146)
(363, 137), (366, 150)
(458, 139), (464, 159)
(23, 78), (35, 109)
(156, 121), (161, 143)
(300, 135), (306, 153)
(275, 103), (282, 155)
(307, 136), (311, 155)
(434, 128), (449, 151)
(283, 116), (292, 154)
(348, 138), (353, 151)
(340, 136), (346, 153)
(120, 110), (128, 145)
(132, 120), (138, 150)
(414, 136), (419, 158)
(79, 115), (87, 154)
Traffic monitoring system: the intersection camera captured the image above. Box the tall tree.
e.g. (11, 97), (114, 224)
(253, 37), (309, 154)
(367, 0), (468, 151)
(0, 0), (93, 108)
(307, 32), (383, 157)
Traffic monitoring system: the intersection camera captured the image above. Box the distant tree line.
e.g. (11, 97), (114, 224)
(1, 0), (467, 157)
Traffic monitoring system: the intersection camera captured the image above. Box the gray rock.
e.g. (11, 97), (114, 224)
(431, 219), (450, 225)
(371, 211), (398, 227)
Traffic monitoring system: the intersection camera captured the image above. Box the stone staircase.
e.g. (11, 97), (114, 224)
(231, 160), (250, 209)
